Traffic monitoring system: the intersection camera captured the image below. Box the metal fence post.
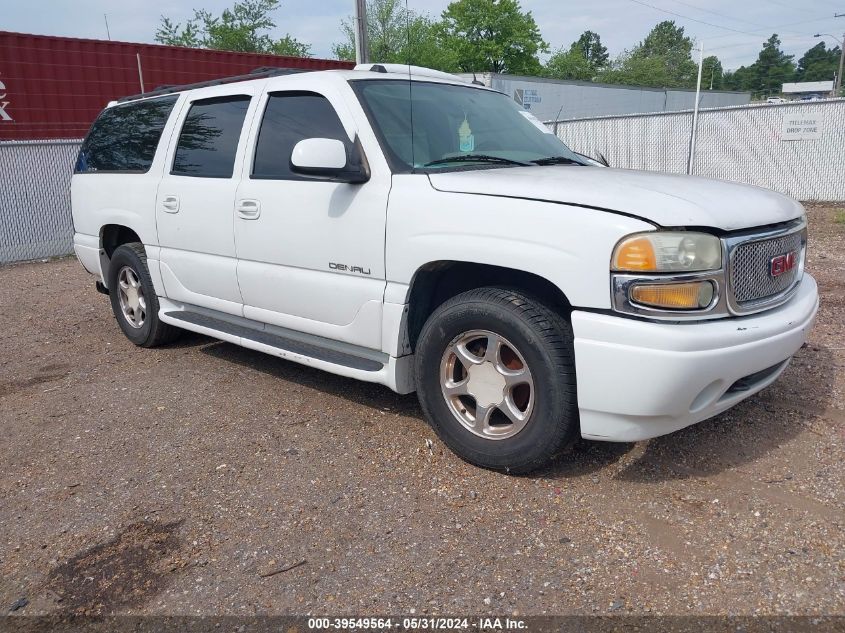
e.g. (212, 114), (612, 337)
(687, 42), (704, 175)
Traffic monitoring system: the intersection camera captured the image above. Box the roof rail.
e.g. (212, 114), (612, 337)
(353, 63), (468, 83)
(117, 67), (308, 103)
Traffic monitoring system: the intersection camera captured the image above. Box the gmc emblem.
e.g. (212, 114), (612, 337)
(769, 251), (797, 277)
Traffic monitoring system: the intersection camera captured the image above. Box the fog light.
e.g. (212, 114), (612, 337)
(630, 281), (714, 310)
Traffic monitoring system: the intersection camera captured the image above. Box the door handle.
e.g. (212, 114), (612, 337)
(236, 199), (261, 220)
(161, 195), (180, 213)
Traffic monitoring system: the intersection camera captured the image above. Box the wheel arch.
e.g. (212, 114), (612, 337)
(100, 224), (142, 257)
(98, 224), (143, 288)
(404, 260), (572, 353)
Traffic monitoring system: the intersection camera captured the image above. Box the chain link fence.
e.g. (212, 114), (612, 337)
(2, 99), (843, 265)
(0, 139), (81, 264)
(550, 99), (845, 202)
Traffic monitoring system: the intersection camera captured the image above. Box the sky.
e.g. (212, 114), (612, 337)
(2, 0), (843, 71)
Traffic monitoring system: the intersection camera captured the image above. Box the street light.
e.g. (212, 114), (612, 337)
(814, 33), (844, 95)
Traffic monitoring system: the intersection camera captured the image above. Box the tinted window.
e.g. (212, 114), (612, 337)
(172, 95), (251, 178)
(253, 92), (348, 179)
(75, 95), (178, 173)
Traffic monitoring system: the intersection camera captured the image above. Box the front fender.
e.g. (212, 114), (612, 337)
(385, 175), (655, 309)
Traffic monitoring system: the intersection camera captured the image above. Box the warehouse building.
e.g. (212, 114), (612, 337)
(459, 72), (751, 122)
(782, 81), (836, 100)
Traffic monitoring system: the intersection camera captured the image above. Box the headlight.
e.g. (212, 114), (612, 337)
(612, 232), (722, 272)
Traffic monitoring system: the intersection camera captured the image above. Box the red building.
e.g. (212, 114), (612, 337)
(0, 31), (354, 141)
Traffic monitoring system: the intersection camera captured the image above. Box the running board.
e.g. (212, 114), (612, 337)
(163, 309), (385, 372)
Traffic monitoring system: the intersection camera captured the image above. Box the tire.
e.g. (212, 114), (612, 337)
(107, 243), (180, 348)
(415, 287), (578, 474)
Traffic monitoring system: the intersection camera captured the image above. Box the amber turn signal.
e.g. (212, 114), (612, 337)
(630, 281), (715, 310)
(612, 236), (657, 271)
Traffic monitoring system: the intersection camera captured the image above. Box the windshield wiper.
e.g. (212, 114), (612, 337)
(423, 154), (532, 167)
(530, 156), (585, 166)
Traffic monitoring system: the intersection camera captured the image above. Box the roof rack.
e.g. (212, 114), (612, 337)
(117, 67), (308, 103)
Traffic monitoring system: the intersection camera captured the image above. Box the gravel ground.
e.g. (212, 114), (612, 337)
(1, 205), (843, 617)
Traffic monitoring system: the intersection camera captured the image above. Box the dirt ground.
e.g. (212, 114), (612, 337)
(0, 205), (843, 618)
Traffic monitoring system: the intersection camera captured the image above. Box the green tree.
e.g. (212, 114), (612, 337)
(332, 0), (458, 71)
(572, 30), (609, 69)
(631, 20), (697, 86)
(438, 0), (547, 74)
(272, 34), (312, 57)
(795, 41), (841, 82)
(596, 21), (699, 88)
(750, 34), (796, 97)
(722, 65), (754, 92)
(545, 30), (608, 80)
(544, 48), (592, 80)
(702, 55), (723, 89)
(155, 0), (311, 57)
(721, 36), (795, 97)
(598, 54), (675, 87)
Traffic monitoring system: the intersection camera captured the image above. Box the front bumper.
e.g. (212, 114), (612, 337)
(572, 274), (819, 442)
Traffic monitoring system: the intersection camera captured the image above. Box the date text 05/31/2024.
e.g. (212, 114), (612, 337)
(307, 618), (528, 631)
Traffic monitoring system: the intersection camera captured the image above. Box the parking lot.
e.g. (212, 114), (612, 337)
(0, 204), (843, 617)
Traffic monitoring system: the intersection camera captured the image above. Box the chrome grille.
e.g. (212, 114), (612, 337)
(730, 231), (803, 305)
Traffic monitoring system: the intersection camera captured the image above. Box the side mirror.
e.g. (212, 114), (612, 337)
(291, 138), (369, 184)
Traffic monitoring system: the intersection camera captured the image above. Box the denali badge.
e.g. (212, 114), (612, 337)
(329, 262), (371, 275)
(769, 251), (797, 277)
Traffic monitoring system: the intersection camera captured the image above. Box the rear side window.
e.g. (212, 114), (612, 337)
(172, 95), (251, 178)
(252, 92), (348, 180)
(75, 95), (178, 173)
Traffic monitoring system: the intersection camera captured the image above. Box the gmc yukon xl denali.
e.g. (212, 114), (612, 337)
(72, 64), (819, 473)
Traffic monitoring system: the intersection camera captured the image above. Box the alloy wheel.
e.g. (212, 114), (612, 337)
(116, 266), (146, 329)
(439, 329), (534, 439)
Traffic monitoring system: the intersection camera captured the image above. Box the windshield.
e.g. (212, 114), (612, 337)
(352, 79), (585, 171)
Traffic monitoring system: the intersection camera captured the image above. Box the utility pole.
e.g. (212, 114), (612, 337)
(815, 19), (844, 96)
(836, 14), (844, 96)
(354, 0), (369, 65)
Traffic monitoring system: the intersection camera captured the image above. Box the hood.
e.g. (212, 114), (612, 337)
(428, 166), (804, 231)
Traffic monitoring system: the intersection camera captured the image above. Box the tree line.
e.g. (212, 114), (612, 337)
(155, 0), (843, 98)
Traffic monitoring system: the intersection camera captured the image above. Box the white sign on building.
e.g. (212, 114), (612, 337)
(781, 114), (822, 141)
(0, 80), (12, 122)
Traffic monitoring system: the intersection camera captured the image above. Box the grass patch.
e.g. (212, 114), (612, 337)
(834, 210), (845, 224)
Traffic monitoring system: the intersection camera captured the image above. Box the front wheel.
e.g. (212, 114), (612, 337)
(415, 287), (578, 474)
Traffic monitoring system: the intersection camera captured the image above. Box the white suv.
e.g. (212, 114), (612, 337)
(72, 64), (819, 473)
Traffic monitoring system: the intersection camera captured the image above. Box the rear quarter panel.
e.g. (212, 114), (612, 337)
(71, 173), (162, 245)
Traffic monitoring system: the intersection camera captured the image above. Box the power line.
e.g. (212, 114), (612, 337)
(763, 0), (809, 13)
(708, 15), (845, 39)
(662, 0), (768, 29)
(661, 0), (832, 42)
(707, 34), (820, 53)
(622, 0), (762, 36)
(623, 0), (837, 46)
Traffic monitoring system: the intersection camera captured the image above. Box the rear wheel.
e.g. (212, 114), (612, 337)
(415, 287), (578, 474)
(107, 243), (180, 348)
